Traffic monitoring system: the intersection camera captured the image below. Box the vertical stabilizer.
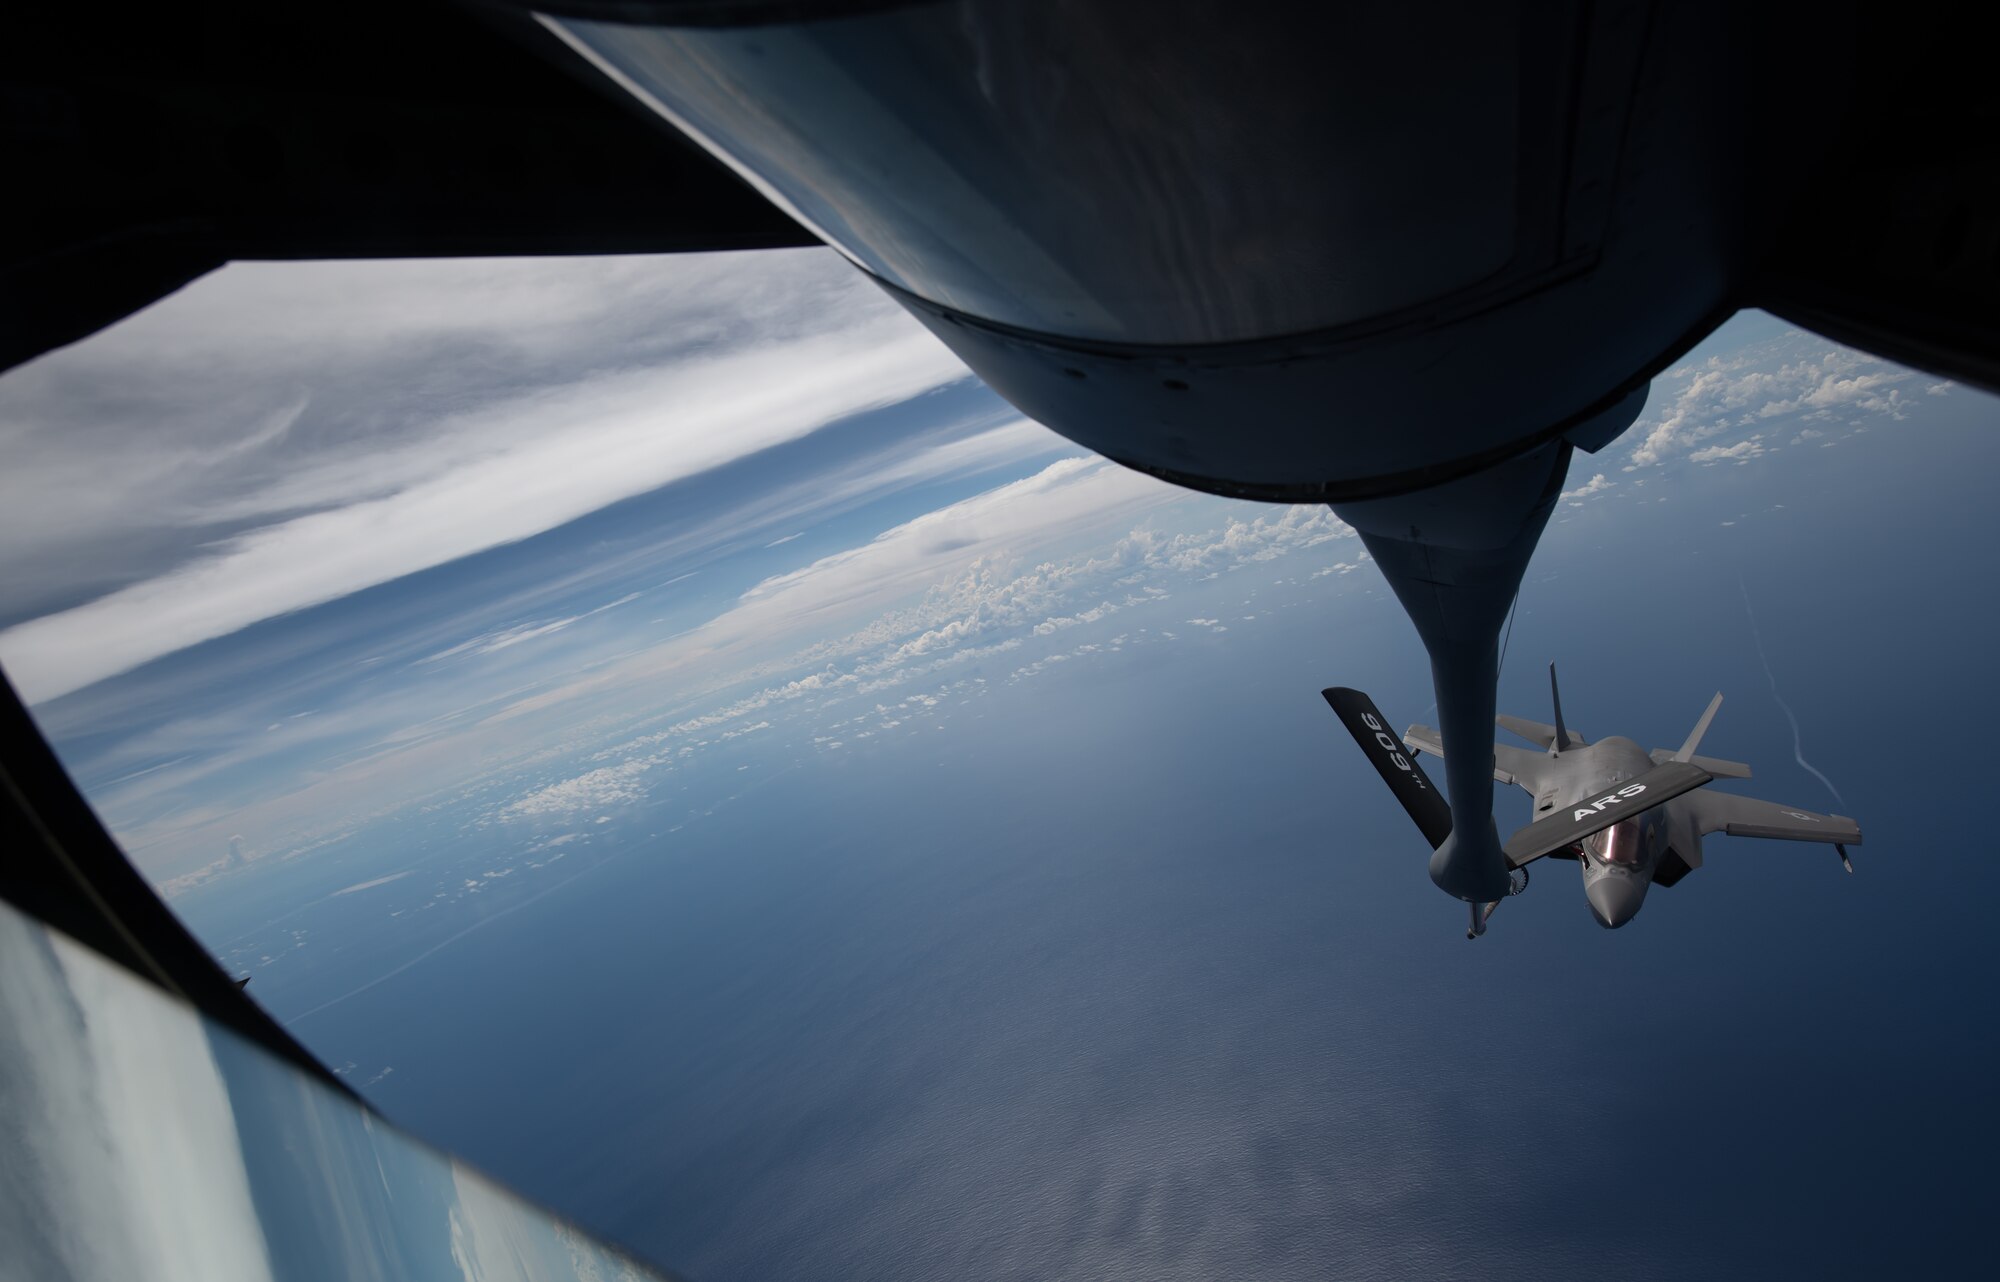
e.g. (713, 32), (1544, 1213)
(1549, 662), (1574, 754)
(1673, 692), (1725, 762)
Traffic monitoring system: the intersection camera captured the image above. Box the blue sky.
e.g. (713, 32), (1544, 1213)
(0, 252), (1953, 894)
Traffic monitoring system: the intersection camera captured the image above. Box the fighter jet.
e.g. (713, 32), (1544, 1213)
(1325, 667), (1861, 937)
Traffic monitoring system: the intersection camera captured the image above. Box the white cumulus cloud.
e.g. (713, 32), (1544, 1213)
(1561, 473), (1615, 502)
(1626, 335), (1916, 469)
(1688, 439), (1767, 464)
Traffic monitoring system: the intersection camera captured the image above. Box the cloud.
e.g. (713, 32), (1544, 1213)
(87, 453), (1364, 879)
(461, 469), (1085, 723)
(39, 412), (1073, 883)
(491, 457), (1185, 713)
(480, 480), (1356, 789)
(503, 474), (1352, 742)
(1688, 439), (1766, 464)
(1560, 473), (1614, 503)
(502, 760), (652, 820)
(1, 252), (878, 614)
(1625, 335), (1917, 468)
(556, 465), (1351, 713)
(421, 594), (640, 665)
(0, 255), (972, 703)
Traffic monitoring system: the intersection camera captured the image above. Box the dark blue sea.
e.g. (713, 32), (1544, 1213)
(177, 408), (2000, 1281)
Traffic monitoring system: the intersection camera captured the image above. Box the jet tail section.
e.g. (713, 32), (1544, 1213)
(1323, 688), (1453, 851)
(1502, 759), (1713, 867)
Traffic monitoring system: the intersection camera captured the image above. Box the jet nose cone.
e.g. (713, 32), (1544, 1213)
(1585, 875), (1647, 929)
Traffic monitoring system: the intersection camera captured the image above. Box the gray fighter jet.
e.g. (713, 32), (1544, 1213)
(1325, 667), (1861, 937)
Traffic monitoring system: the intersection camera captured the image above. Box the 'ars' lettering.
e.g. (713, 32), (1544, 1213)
(1571, 782), (1646, 822)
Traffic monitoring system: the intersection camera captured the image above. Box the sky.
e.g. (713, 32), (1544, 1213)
(3, 250), (1994, 1281)
(0, 251), (1946, 892)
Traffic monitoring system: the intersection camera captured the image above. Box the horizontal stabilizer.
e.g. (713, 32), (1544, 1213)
(1502, 760), (1714, 868)
(1407, 723), (1556, 791)
(1323, 688), (1453, 850)
(1496, 714), (1588, 750)
(1648, 747), (1752, 778)
(1403, 724), (1445, 758)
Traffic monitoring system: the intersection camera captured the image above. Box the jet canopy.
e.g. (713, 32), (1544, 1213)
(1584, 816), (1647, 866)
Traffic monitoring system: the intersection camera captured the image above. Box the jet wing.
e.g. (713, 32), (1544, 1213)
(1502, 760), (1713, 868)
(1403, 724), (1550, 792)
(1683, 792), (1861, 845)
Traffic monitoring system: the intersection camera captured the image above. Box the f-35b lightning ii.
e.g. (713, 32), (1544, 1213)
(1325, 667), (1862, 937)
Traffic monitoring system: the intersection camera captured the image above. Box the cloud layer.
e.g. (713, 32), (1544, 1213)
(475, 468), (1361, 837)
(0, 251), (970, 702)
(1624, 337), (1924, 469)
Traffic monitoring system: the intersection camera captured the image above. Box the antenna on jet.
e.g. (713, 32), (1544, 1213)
(1548, 662), (1574, 755)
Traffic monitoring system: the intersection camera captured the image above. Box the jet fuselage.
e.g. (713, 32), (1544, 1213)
(1537, 735), (1669, 928)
